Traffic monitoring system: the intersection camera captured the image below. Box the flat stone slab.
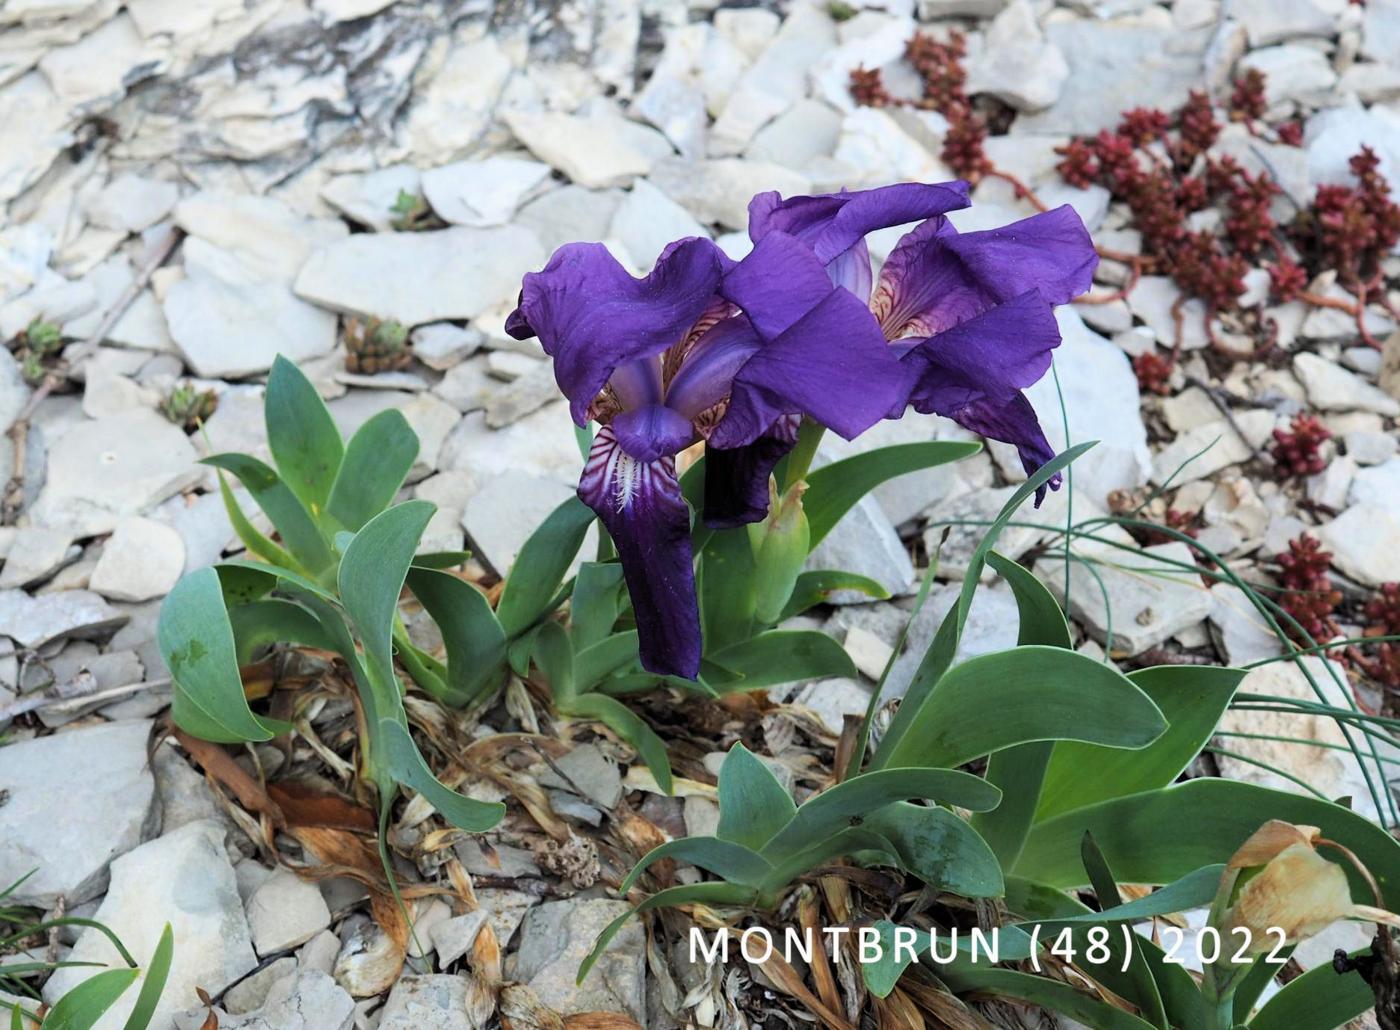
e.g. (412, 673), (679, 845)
(45, 820), (258, 1030)
(0, 718), (156, 907)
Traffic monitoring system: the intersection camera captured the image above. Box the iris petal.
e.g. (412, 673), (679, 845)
(664, 316), (763, 420)
(702, 414), (802, 528)
(899, 291), (1064, 504)
(506, 238), (725, 426)
(610, 403), (696, 463)
(577, 426), (700, 678)
(874, 205), (1098, 339)
(746, 182), (972, 302)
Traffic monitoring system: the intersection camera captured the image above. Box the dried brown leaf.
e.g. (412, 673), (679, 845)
(174, 729), (285, 827)
(499, 983), (565, 1030)
(267, 780), (375, 832)
(757, 951), (857, 1030)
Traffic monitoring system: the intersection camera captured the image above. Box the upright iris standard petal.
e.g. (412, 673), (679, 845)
(578, 426), (700, 678)
(872, 205), (1099, 339)
(714, 232), (911, 448)
(747, 182), (973, 301)
(898, 291), (1065, 502)
(506, 238), (726, 426)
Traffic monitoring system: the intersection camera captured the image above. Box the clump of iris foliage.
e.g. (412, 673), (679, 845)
(0, 871), (172, 1029)
(157, 182), (1400, 1029)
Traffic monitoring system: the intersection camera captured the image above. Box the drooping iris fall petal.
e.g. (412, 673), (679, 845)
(578, 425), (700, 678)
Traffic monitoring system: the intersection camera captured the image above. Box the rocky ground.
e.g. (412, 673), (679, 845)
(1, 0), (1400, 1026)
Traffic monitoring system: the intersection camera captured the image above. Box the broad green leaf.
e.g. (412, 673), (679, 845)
(411, 550), (472, 570)
(213, 470), (297, 572)
(1016, 779), (1400, 908)
(1077, 833), (1168, 1029)
(327, 409), (418, 532)
(532, 620), (575, 704)
(935, 968), (1156, 1030)
(779, 570), (890, 618)
(217, 558), (339, 605)
(203, 453), (333, 573)
(495, 496), (594, 637)
(757, 826), (903, 894)
(972, 552), (1071, 867)
(158, 569), (289, 743)
(378, 720), (504, 831)
(1025, 864), (1226, 928)
(1036, 665), (1245, 821)
(574, 631), (640, 693)
(578, 881), (755, 984)
(877, 646), (1166, 771)
(1234, 947), (1294, 1025)
(265, 354), (344, 516)
(216, 563), (275, 606)
(716, 743), (796, 851)
(405, 568), (506, 706)
(697, 527), (757, 653)
(619, 837), (772, 894)
(760, 768), (1001, 859)
(570, 562), (626, 651)
(864, 803), (1004, 898)
(338, 500), (435, 695)
(42, 968), (140, 1030)
(1246, 956), (1373, 1029)
(562, 692), (672, 794)
(878, 444), (1095, 761)
(986, 551), (1072, 648)
(120, 923), (173, 1030)
(705, 630), (856, 693)
(974, 744), (1053, 871)
(228, 599), (339, 664)
(803, 441), (982, 548)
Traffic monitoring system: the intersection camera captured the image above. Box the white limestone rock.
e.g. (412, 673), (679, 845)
(47, 822), (257, 1030)
(0, 719), (156, 907)
(89, 515), (185, 602)
(421, 156), (551, 227)
(294, 226), (545, 327)
(31, 408), (201, 537)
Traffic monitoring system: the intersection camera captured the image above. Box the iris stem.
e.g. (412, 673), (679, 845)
(782, 418), (826, 490)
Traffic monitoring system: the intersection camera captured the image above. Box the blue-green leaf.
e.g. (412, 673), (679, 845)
(779, 569), (891, 618)
(327, 409), (418, 532)
(716, 743), (796, 851)
(203, 453), (333, 573)
(158, 569), (289, 743)
(494, 496), (594, 637)
(863, 803), (1004, 898)
(803, 441), (982, 548)
(120, 923), (173, 1030)
(760, 768), (1001, 859)
(619, 837), (772, 894)
(228, 599), (339, 664)
(705, 630), (856, 693)
(578, 882), (755, 984)
(1247, 956), (1372, 1029)
(338, 500), (435, 694)
(1036, 665), (1245, 821)
(378, 720), (504, 831)
(405, 568), (506, 706)
(1016, 779), (1400, 909)
(562, 692), (672, 794)
(876, 646), (1166, 770)
(265, 354), (344, 517)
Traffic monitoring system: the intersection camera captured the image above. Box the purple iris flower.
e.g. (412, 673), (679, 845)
(746, 181), (1099, 503)
(506, 236), (907, 678)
